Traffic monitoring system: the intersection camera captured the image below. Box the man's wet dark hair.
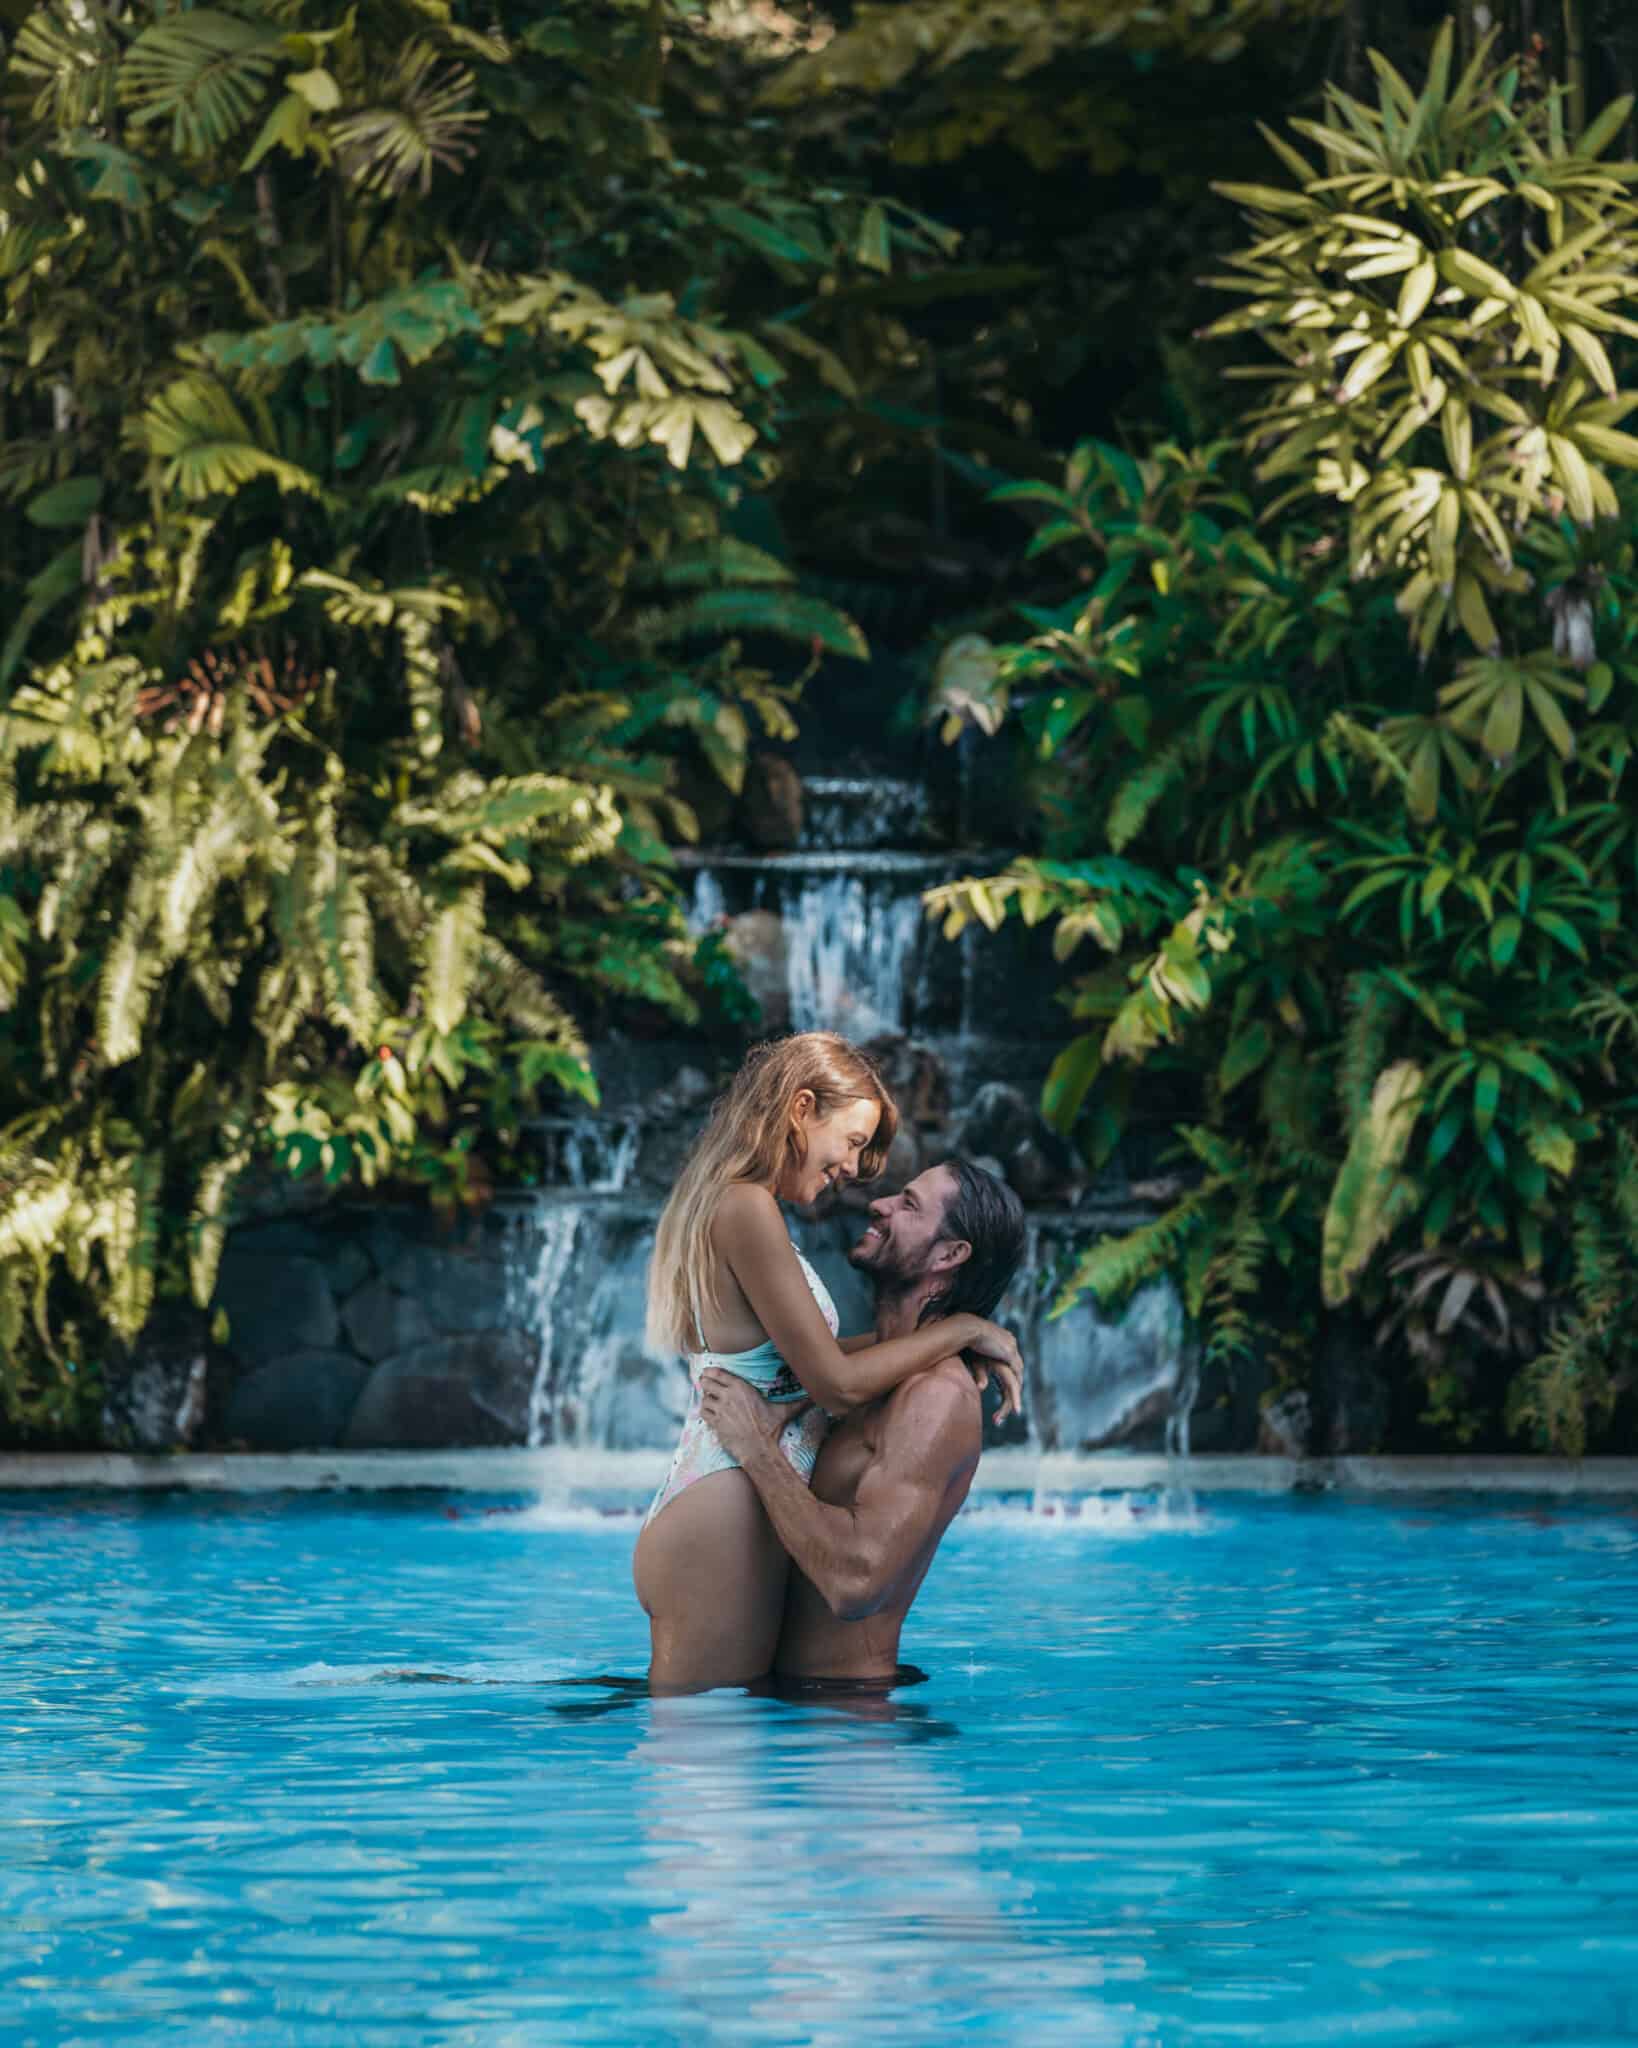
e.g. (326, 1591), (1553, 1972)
(918, 1158), (1028, 1326)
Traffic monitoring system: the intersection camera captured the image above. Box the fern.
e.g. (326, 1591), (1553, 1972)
(419, 884), (484, 1035)
(638, 588), (868, 660)
(1052, 1179), (1227, 1317)
(1321, 1060), (1423, 1307)
(1105, 736), (1193, 853)
(308, 844), (381, 1047)
(1337, 972), (1398, 1136)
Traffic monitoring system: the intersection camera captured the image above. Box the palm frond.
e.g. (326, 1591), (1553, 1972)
(119, 10), (283, 155)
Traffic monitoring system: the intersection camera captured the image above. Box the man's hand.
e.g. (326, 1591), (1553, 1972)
(699, 1369), (809, 1465)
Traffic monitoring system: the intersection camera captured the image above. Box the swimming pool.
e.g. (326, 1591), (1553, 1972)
(4, 1486), (1636, 2046)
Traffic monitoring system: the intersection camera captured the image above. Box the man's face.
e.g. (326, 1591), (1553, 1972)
(849, 1164), (960, 1289)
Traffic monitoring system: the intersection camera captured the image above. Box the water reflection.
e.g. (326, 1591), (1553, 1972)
(629, 1692), (1147, 2046)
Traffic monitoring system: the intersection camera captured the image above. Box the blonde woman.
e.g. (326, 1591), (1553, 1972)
(634, 1032), (1023, 1691)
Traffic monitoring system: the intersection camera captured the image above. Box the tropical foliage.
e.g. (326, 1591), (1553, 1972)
(0, 0), (933, 1433)
(928, 25), (1638, 1452)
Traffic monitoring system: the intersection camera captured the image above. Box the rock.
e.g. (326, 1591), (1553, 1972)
(722, 910), (790, 1034)
(1028, 1277), (1187, 1451)
(357, 1211), (415, 1281)
(321, 1234), (374, 1303)
(384, 1244), (511, 1336)
(1186, 1348), (1274, 1453)
(214, 1252), (339, 1370)
(341, 1278), (437, 1363)
(1258, 1390), (1312, 1459)
(222, 1351), (371, 1449)
(1005, 1137), (1059, 1203)
(100, 1309), (210, 1452)
(1314, 1314), (1391, 1454)
(671, 1065), (713, 1110)
(229, 1219), (328, 1259)
(740, 754), (803, 849)
(860, 1035), (950, 1129)
(342, 1333), (540, 1448)
(948, 1080), (1083, 1203)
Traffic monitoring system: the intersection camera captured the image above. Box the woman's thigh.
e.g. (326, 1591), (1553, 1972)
(633, 1470), (789, 1691)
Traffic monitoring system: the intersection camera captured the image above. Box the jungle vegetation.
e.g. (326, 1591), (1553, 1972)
(3, 0), (1637, 1453)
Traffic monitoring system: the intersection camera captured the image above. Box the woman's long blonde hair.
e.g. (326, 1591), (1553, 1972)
(645, 1032), (898, 1355)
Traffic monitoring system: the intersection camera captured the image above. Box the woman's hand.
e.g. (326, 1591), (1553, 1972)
(699, 1370), (809, 1466)
(959, 1317), (1025, 1425)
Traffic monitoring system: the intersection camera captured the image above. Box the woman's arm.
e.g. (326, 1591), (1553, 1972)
(712, 1184), (1020, 1417)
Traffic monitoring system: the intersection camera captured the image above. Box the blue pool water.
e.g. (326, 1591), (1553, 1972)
(4, 1486), (1638, 2046)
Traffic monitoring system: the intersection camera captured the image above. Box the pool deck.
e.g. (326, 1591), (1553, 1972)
(3, 1448), (1638, 1496)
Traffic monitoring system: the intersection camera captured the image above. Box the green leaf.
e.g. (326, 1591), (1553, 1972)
(1218, 1018), (1273, 1094)
(1041, 1035), (1102, 1136)
(25, 477), (101, 527)
(645, 589), (867, 660)
(1472, 1059), (1501, 1141)
(1488, 913), (1522, 969)
(856, 202), (891, 274)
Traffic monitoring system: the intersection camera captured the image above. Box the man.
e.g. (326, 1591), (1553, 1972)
(700, 1159), (1027, 1686)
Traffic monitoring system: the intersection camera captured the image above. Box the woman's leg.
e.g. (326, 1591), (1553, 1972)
(633, 1469), (790, 1691)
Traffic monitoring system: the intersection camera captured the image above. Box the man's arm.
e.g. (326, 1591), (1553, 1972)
(699, 1368), (979, 1622)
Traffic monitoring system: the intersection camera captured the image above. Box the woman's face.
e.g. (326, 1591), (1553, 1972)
(781, 1093), (881, 1206)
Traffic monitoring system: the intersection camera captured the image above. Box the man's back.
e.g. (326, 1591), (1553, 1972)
(774, 1358), (982, 1682)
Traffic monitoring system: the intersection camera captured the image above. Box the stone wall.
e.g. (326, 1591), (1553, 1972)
(157, 1205), (541, 1454)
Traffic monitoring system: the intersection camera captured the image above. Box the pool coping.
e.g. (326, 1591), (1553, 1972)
(3, 1448), (1638, 1496)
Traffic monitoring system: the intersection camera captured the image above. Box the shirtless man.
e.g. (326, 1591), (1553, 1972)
(700, 1159), (1027, 1685)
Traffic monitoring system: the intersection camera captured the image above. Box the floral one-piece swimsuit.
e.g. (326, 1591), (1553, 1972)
(643, 1244), (838, 1531)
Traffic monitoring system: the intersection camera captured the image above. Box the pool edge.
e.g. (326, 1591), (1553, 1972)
(3, 1448), (1637, 1496)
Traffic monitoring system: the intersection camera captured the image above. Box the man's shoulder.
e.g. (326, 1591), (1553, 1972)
(884, 1354), (980, 1430)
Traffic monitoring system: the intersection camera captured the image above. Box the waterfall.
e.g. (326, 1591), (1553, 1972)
(782, 872), (925, 1038)
(561, 1119), (639, 1193)
(521, 1204), (584, 1449)
(686, 866), (727, 936)
(1029, 1271), (1187, 1451)
(802, 775), (929, 851)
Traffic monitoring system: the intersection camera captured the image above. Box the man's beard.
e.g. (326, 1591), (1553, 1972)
(849, 1228), (926, 1298)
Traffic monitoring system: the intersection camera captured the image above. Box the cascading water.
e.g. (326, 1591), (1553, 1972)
(801, 775), (929, 851)
(520, 1205), (583, 1450)
(497, 768), (1202, 1475)
(782, 871), (925, 1038)
(685, 866), (727, 936)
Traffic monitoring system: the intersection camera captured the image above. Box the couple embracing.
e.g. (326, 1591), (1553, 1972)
(634, 1032), (1027, 1693)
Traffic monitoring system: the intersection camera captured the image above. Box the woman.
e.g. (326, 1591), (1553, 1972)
(634, 1032), (1023, 1691)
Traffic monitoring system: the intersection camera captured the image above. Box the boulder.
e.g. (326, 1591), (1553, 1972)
(722, 909), (790, 1034)
(222, 1351), (371, 1449)
(860, 1035), (950, 1129)
(214, 1251), (339, 1369)
(100, 1308), (210, 1452)
(341, 1278), (436, 1363)
(1258, 1389), (1313, 1459)
(342, 1332), (540, 1448)
(320, 1233), (374, 1303)
(383, 1244), (512, 1335)
(740, 753), (803, 849)
(1314, 1314), (1392, 1454)
(948, 1080), (1083, 1203)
